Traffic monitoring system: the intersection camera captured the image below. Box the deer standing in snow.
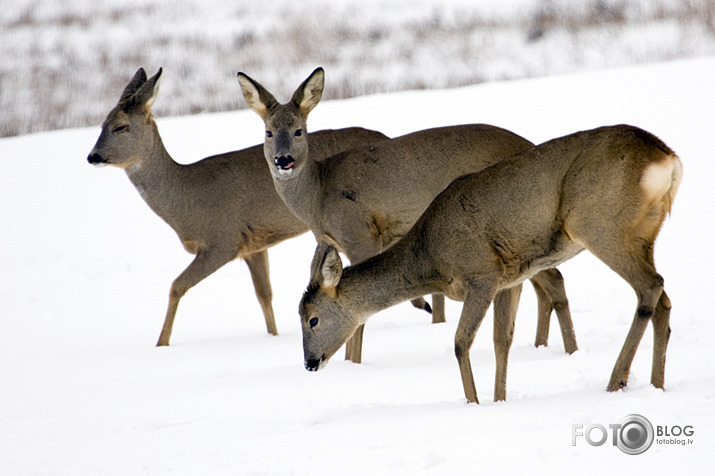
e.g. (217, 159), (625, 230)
(87, 67), (388, 346)
(301, 124), (681, 403)
(237, 67), (578, 363)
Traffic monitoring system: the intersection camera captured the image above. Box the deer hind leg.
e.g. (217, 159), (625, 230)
(607, 275), (662, 393)
(530, 268), (578, 354)
(569, 226), (664, 391)
(650, 290), (671, 389)
(598, 248), (662, 392)
(245, 250), (278, 336)
(493, 284), (522, 402)
(455, 281), (497, 404)
(156, 247), (236, 346)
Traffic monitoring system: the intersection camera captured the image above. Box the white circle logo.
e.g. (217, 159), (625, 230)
(616, 414), (654, 455)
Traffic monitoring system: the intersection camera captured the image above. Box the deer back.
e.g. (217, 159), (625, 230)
(408, 125), (681, 292)
(311, 124), (534, 260)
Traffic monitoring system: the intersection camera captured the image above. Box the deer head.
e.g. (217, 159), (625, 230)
(237, 67), (324, 178)
(87, 67), (162, 169)
(299, 242), (362, 371)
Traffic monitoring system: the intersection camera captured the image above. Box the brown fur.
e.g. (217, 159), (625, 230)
(238, 67), (579, 363)
(301, 124), (681, 404)
(88, 68), (387, 346)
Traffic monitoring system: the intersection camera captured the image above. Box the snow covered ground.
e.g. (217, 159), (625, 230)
(1, 57), (714, 474)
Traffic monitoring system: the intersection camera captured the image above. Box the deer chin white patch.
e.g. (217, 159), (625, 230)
(273, 166), (300, 180)
(278, 166), (294, 175)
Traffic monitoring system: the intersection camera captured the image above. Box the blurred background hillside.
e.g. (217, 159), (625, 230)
(1, 0), (713, 137)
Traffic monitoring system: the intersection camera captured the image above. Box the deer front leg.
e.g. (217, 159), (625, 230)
(344, 325), (365, 363)
(493, 284), (522, 402)
(407, 294), (445, 322)
(531, 279), (552, 348)
(430, 294), (446, 323)
(454, 282), (496, 404)
(245, 250), (278, 336)
(157, 247), (235, 346)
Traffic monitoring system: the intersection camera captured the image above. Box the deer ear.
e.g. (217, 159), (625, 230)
(122, 67), (162, 112)
(119, 68), (148, 103)
(142, 68), (162, 109)
(291, 67), (324, 118)
(309, 241), (343, 295)
(237, 72), (278, 120)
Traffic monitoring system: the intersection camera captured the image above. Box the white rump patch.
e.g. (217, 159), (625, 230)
(640, 158), (676, 201)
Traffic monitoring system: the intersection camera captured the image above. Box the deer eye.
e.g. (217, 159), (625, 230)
(112, 124), (129, 133)
(266, 130), (273, 138)
(294, 129), (303, 137)
(309, 317), (319, 328)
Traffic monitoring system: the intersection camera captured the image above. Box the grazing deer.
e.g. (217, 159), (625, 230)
(87, 67), (388, 346)
(301, 125), (681, 404)
(237, 67), (578, 363)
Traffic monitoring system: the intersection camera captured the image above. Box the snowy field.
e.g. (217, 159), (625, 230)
(2, 57), (714, 473)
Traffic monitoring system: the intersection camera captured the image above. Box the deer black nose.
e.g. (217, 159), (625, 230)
(274, 155), (295, 170)
(305, 358), (321, 372)
(87, 152), (106, 165)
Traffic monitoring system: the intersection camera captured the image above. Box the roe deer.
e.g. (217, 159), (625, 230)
(300, 125), (682, 404)
(237, 67), (578, 363)
(87, 67), (388, 346)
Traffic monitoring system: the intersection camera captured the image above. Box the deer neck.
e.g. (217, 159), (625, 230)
(271, 156), (324, 230)
(124, 129), (183, 221)
(339, 241), (440, 323)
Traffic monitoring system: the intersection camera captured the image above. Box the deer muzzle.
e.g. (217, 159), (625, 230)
(87, 152), (108, 166)
(274, 155), (295, 171)
(304, 356), (324, 372)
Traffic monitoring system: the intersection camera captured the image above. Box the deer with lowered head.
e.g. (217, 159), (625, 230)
(301, 124), (681, 404)
(237, 67), (578, 363)
(87, 67), (388, 346)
